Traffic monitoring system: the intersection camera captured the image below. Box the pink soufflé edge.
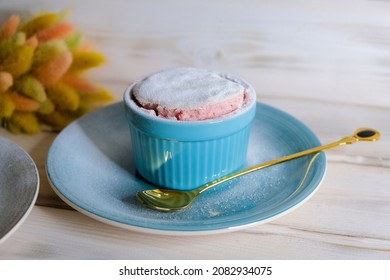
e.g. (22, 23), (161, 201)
(137, 91), (248, 121)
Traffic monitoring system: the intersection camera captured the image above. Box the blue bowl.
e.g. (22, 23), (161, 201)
(123, 71), (256, 190)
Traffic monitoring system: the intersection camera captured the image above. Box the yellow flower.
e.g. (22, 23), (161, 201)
(7, 111), (41, 134)
(13, 75), (46, 102)
(65, 31), (84, 51)
(0, 11), (113, 134)
(0, 93), (15, 118)
(0, 44), (35, 77)
(79, 87), (114, 112)
(19, 13), (58, 38)
(38, 110), (77, 131)
(38, 98), (55, 115)
(46, 82), (79, 111)
(0, 32), (26, 59)
(32, 39), (68, 67)
(68, 51), (105, 72)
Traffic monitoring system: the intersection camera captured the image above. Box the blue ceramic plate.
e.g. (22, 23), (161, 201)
(0, 137), (39, 244)
(47, 102), (326, 235)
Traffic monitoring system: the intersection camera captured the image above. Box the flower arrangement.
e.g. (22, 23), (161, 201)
(0, 11), (113, 134)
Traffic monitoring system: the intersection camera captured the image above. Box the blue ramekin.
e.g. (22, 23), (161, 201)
(123, 70), (256, 190)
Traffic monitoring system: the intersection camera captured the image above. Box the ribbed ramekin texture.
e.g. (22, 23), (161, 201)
(129, 124), (251, 190)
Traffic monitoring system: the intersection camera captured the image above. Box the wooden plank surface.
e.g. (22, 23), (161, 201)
(0, 0), (389, 259)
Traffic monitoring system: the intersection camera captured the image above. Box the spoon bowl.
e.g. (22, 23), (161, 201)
(136, 128), (380, 211)
(136, 189), (199, 211)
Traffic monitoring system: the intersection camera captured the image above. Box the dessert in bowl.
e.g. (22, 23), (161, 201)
(123, 67), (256, 190)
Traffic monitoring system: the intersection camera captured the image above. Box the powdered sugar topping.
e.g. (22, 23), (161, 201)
(132, 68), (246, 109)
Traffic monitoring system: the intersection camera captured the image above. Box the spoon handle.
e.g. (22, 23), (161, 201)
(197, 131), (371, 195)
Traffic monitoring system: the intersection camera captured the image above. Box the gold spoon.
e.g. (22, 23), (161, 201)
(136, 128), (380, 211)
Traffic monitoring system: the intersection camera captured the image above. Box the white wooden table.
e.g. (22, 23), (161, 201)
(0, 0), (389, 260)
